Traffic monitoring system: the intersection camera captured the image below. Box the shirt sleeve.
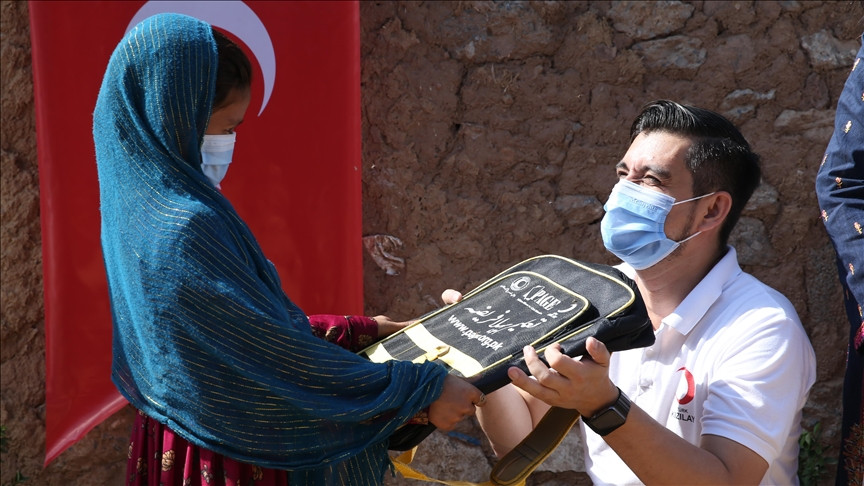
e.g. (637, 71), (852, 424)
(701, 308), (816, 464)
(815, 38), (864, 353)
(308, 314), (378, 351)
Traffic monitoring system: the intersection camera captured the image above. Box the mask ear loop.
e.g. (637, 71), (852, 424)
(669, 192), (717, 244)
(674, 230), (703, 245)
(672, 192), (716, 206)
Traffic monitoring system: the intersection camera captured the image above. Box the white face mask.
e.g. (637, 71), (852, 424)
(200, 133), (236, 189)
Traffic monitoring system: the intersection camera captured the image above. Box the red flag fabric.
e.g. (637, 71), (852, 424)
(29, 0), (363, 465)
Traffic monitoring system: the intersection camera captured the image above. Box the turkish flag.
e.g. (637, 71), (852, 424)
(29, 0), (363, 465)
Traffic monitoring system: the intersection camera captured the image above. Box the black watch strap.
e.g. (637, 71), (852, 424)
(582, 387), (631, 436)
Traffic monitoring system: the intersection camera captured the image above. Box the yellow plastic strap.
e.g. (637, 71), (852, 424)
(404, 324), (484, 376)
(391, 448), (525, 486)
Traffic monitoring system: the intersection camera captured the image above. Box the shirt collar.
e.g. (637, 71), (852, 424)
(661, 246), (741, 335)
(616, 246), (742, 336)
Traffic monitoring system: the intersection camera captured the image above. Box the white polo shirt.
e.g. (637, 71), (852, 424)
(584, 247), (817, 485)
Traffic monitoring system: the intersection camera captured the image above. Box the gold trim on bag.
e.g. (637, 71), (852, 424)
(405, 325), (483, 376)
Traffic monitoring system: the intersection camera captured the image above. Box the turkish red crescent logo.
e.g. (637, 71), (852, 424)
(675, 367), (695, 405)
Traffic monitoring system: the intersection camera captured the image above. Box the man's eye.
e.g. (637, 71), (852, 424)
(641, 176), (661, 185)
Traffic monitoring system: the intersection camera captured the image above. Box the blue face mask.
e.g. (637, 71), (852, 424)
(200, 133), (236, 189)
(600, 179), (714, 270)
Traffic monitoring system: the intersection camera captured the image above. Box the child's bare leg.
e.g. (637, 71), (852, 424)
(476, 383), (551, 457)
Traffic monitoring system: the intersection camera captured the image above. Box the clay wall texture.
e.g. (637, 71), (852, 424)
(2, 1), (862, 484)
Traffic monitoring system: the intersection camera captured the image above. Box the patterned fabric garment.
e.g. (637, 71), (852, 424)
(815, 36), (864, 486)
(127, 411), (288, 486)
(125, 317), (379, 486)
(94, 13), (448, 485)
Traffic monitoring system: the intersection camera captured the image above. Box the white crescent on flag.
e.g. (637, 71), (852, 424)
(126, 0), (275, 116)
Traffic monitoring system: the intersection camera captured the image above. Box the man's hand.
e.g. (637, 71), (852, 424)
(507, 338), (618, 416)
(510, 339), (769, 484)
(428, 375), (486, 431)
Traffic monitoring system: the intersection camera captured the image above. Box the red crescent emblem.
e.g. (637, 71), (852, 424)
(675, 367), (695, 405)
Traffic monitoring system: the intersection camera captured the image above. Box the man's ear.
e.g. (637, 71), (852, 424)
(697, 191), (732, 233)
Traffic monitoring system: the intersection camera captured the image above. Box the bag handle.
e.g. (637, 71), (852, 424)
(392, 406), (580, 486)
(489, 406), (581, 485)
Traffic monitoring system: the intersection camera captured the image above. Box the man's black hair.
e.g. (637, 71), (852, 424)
(630, 100), (762, 246)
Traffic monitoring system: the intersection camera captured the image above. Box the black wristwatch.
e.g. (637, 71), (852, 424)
(582, 387), (631, 436)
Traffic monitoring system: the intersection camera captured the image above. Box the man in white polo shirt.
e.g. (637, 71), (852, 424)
(468, 100), (817, 485)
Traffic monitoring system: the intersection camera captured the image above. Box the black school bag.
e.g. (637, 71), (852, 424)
(359, 255), (654, 457)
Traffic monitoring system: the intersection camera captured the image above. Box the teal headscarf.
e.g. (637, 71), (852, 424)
(93, 13), (446, 483)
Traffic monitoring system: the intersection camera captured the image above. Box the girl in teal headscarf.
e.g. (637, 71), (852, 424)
(93, 13), (482, 485)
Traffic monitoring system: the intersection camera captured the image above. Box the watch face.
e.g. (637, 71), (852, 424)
(586, 390), (630, 435)
(592, 408), (626, 431)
